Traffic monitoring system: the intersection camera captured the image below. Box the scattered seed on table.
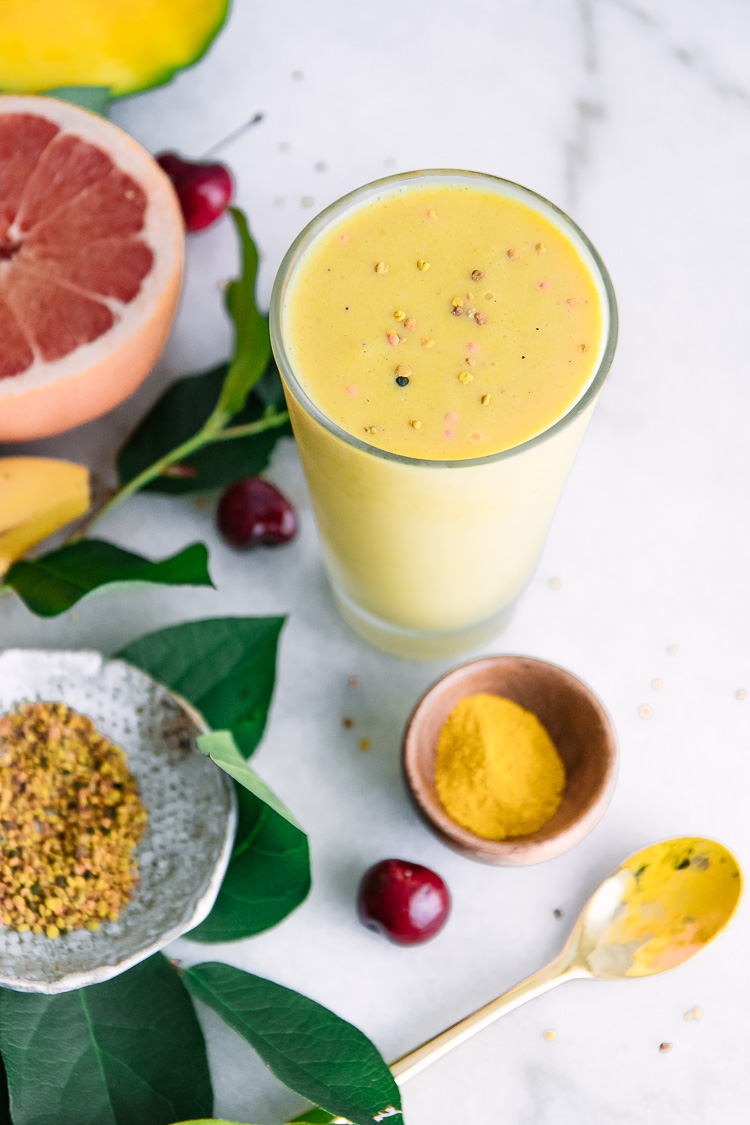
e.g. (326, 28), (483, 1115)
(348, 676), (361, 688)
(409, 419), (422, 429)
(375, 261), (389, 274)
(481, 394), (491, 406)
(359, 739), (371, 752)
(471, 269), (485, 281)
(536, 242), (546, 254)
(652, 679), (663, 690)
(342, 717), (354, 729)
(549, 577), (561, 590)
(553, 908), (563, 919)
(736, 689), (746, 700)
(507, 248), (520, 261)
(394, 309), (406, 321)
(667, 645), (678, 655)
(458, 371), (473, 384)
(416, 259), (430, 271)
(404, 317), (417, 331)
(475, 311), (488, 325)
(543, 1030), (557, 1041)
(639, 705), (653, 719)
(659, 1042), (673, 1054)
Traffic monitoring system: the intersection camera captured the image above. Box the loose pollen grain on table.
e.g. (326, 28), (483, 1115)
(0, 701), (147, 937)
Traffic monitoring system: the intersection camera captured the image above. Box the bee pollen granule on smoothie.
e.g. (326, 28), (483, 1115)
(0, 700), (148, 937)
(435, 693), (565, 839)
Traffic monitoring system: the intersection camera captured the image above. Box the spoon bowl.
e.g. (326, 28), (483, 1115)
(571, 837), (743, 980)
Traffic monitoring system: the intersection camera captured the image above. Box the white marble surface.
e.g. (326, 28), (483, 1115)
(2, 1), (750, 1122)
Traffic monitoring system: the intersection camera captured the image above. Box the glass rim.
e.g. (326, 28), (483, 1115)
(269, 168), (619, 470)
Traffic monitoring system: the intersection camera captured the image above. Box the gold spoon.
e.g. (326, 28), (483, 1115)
(324, 837), (742, 1123)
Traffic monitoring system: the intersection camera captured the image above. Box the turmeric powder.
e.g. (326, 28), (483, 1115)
(435, 693), (565, 839)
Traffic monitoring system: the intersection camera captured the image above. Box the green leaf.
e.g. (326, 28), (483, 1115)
(188, 732), (310, 941)
(0, 954), (213, 1125)
(0, 1053), (11, 1125)
(117, 616), (285, 759)
(215, 208), (273, 419)
(183, 964), (402, 1125)
(43, 85), (111, 116)
(117, 363), (291, 495)
(198, 731), (301, 827)
(1, 540), (213, 617)
(187, 780), (310, 942)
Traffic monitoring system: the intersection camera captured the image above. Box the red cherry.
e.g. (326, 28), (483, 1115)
(357, 859), (451, 946)
(156, 152), (233, 232)
(217, 478), (298, 548)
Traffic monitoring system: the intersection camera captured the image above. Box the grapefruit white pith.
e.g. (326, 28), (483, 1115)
(0, 96), (184, 442)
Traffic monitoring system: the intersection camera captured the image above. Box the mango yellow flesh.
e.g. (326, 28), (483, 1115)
(0, 457), (90, 576)
(0, 0), (229, 97)
(602, 838), (742, 977)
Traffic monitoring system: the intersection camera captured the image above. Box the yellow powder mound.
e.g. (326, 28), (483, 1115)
(435, 693), (565, 839)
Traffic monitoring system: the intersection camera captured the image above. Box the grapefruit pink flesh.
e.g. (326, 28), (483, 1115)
(0, 96), (184, 441)
(0, 116), (153, 371)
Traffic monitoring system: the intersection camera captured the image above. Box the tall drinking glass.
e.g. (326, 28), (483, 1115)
(270, 171), (617, 659)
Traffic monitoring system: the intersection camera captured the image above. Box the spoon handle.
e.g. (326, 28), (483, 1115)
(389, 956), (580, 1086)
(321, 959), (585, 1123)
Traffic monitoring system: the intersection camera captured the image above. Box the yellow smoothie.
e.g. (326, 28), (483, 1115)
(272, 172), (615, 658)
(285, 184), (602, 460)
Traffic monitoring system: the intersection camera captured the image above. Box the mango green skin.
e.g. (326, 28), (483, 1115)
(0, 0), (231, 98)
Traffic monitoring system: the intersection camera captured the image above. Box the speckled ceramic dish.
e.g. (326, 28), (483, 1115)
(0, 650), (236, 994)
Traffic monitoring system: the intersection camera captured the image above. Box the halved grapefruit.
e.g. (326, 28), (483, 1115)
(0, 96), (184, 442)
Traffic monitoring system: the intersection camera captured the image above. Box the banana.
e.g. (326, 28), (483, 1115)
(0, 457), (90, 576)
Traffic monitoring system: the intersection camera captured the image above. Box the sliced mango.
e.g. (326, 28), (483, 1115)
(0, 457), (90, 576)
(0, 0), (230, 98)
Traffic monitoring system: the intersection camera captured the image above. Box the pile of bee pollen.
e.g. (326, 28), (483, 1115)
(0, 700), (147, 938)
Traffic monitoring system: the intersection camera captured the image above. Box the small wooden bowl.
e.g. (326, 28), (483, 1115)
(402, 655), (617, 865)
